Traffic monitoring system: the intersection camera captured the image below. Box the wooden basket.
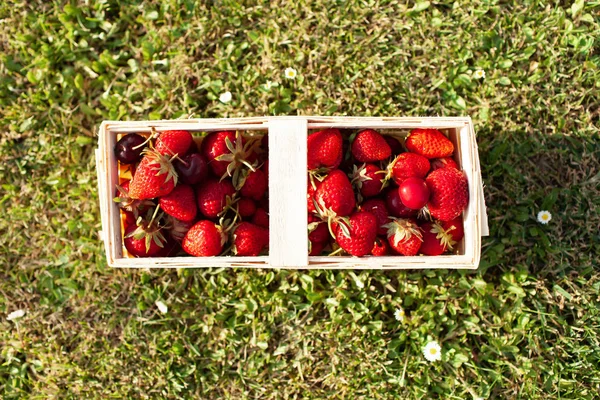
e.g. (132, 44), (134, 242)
(96, 116), (488, 269)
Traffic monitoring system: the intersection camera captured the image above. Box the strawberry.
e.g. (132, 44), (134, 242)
(201, 131), (259, 185)
(442, 217), (464, 243)
(154, 238), (180, 257)
(309, 240), (326, 256)
(419, 222), (447, 256)
(307, 180), (320, 214)
(155, 130), (193, 157)
(122, 210), (137, 229)
(240, 169), (267, 200)
(371, 237), (389, 256)
(232, 222), (269, 256)
(196, 179), (236, 219)
(114, 181), (153, 218)
(159, 184), (197, 222)
(426, 168), (468, 221)
(123, 208), (167, 257)
(262, 160), (269, 181)
(430, 157), (458, 171)
(388, 153), (430, 184)
(314, 169), (356, 217)
(129, 150), (178, 200)
(351, 129), (391, 163)
(308, 215), (330, 243)
(335, 211), (378, 257)
(237, 197), (257, 218)
(182, 220), (226, 257)
(350, 163), (385, 199)
(252, 208), (269, 228)
(405, 129), (454, 159)
(361, 199), (389, 235)
(307, 128), (343, 170)
(384, 218), (423, 256)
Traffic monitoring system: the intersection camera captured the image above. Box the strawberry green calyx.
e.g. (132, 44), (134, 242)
(215, 132), (261, 189)
(142, 147), (179, 186)
(113, 184), (153, 218)
(429, 222), (457, 251)
(125, 206), (167, 253)
(383, 218), (423, 247)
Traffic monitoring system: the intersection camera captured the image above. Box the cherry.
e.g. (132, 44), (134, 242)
(174, 153), (209, 185)
(114, 133), (146, 164)
(384, 136), (403, 155)
(398, 177), (430, 210)
(386, 188), (417, 218)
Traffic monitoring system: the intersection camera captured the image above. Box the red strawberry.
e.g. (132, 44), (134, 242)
(155, 130), (193, 157)
(419, 222), (447, 256)
(308, 215), (330, 243)
(430, 157), (458, 171)
(123, 208), (167, 257)
(361, 198), (389, 235)
(154, 238), (180, 257)
(426, 168), (468, 221)
(122, 210), (136, 229)
(114, 181), (153, 217)
(385, 189), (418, 218)
(201, 131), (259, 184)
(129, 151), (177, 200)
(252, 208), (269, 228)
(307, 180), (320, 214)
(307, 128), (343, 170)
(388, 153), (430, 184)
(240, 169), (267, 200)
(262, 160), (269, 181)
(384, 218), (423, 256)
(182, 220), (226, 256)
(232, 222), (269, 256)
(314, 169), (356, 217)
(350, 163), (385, 199)
(442, 217), (464, 243)
(159, 184), (197, 222)
(351, 129), (392, 163)
(309, 240), (326, 256)
(196, 179), (236, 218)
(405, 129), (454, 159)
(335, 211), (378, 257)
(385, 136), (403, 155)
(237, 197), (257, 218)
(371, 237), (389, 256)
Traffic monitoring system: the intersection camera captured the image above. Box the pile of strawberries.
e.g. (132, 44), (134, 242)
(113, 129), (269, 258)
(307, 128), (468, 257)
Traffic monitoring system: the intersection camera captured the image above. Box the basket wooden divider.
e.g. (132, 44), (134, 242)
(97, 116), (488, 269)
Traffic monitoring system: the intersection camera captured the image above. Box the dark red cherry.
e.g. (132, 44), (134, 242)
(386, 188), (417, 218)
(114, 134), (146, 164)
(174, 153), (209, 185)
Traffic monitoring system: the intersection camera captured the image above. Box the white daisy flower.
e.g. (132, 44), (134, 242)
(219, 91), (232, 103)
(423, 341), (442, 362)
(284, 67), (297, 79)
(155, 300), (168, 314)
(394, 308), (405, 322)
(7, 309), (25, 321)
(474, 69), (486, 79)
(537, 210), (552, 224)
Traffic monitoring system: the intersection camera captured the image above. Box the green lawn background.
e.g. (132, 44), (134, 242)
(1, 0), (599, 398)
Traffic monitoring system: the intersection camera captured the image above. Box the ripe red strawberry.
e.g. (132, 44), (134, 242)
(182, 220), (226, 256)
(307, 128), (343, 170)
(315, 169), (356, 217)
(371, 237), (389, 256)
(405, 128), (454, 159)
(196, 179), (236, 218)
(155, 130), (193, 156)
(307, 180), (320, 214)
(384, 218), (423, 256)
(252, 208), (269, 228)
(335, 211), (378, 257)
(262, 160), (269, 181)
(426, 168), (468, 221)
(122, 210), (136, 229)
(388, 153), (430, 184)
(129, 151), (177, 200)
(419, 222), (447, 256)
(351, 129), (392, 163)
(430, 157), (458, 171)
(201, 131), (259, 184)
(232, 222), (269, 256)
(240, 169), (267, 200)
(124, 224), (165, 257)
(350, 163), (385, 199)
(308, 215), (330, 243)
(237, 197), (256, 218)
(442, 217), (464, 243)
(361, 198), (389, 235)
(385, 189), (418, 218)
(114, 180), (153, 217)
(309, 240), (326, 256)
(159, 184), (197, 222)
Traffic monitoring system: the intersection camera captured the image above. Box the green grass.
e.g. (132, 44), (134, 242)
(1, 0), (599, 398)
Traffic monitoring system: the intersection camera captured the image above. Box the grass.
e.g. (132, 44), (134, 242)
(1, 0), (599, 398)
